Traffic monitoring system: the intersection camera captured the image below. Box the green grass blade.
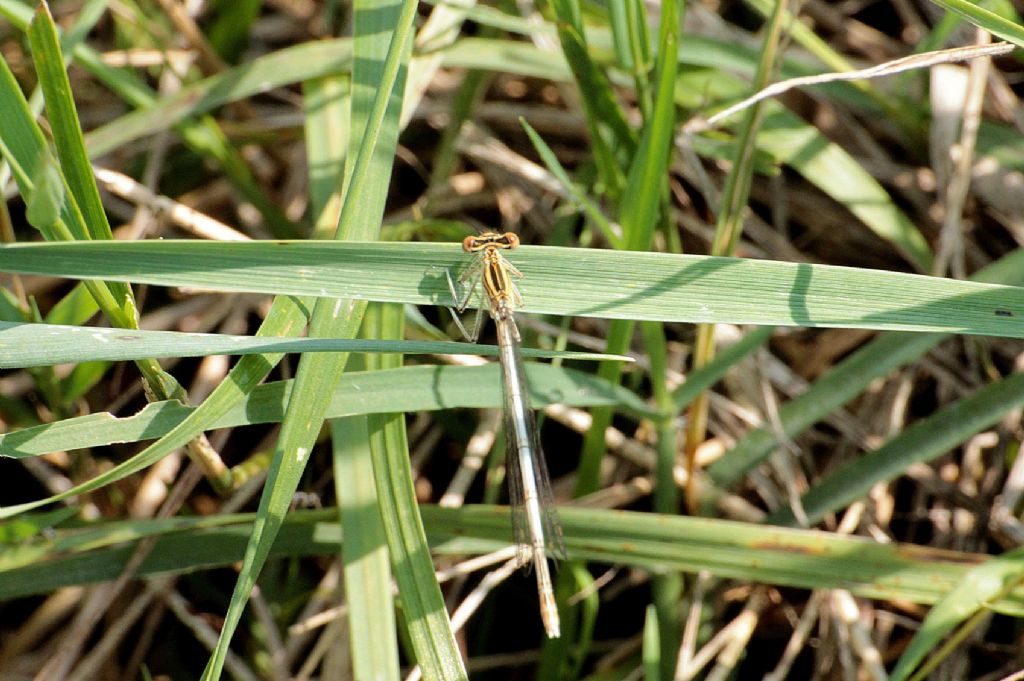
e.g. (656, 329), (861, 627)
(619, 0), (678, 251)
(520, 118), (622, 247)
(438, 36), (570, 79)
(671, 326), (774, 410)
(0, 43), (54, 209)
(27, 5), (115, 243)
(889, 548), (1024, 681)
(0, 52), (123, 315)
(550, 0), (632, 195)
(0, 363), (650, 461)
(333, 412), (401, 681)
(304, 76), (350, 235)
(314, 71), (402, 680)
(570, 7), (683, 668)
(706, 0), (782, 256)
(7, 507), (1024, 617)
(0, 506), (78, 544)
(0, 321), (628, 369)
(641, 320), (684, 676)
(3, 0), (300, 238)
(707, 247), (1024, 487)
(0, 361), (645, 521)
(82, 39), (353, 158)
(22, 149), (64, 232)
(0, 510), (344, 597)
(769, 371), (1024, 527)
(2, 240), (1023, 336)
(318, 2), (466, 676)
(643, 604), (661, 681)
(927, 0), (1024, 46)
(758, 109), (933, 272)
(366, 303), (464, 679)
(0, 296), (314, 515)
(0, 50), (92, 244)
(577, 0), (677, 497)
(428, 506), (1024, 614)
(677, 59), (932, 272)
(609, 0), (652, 110)
(200, 2), (425, 679)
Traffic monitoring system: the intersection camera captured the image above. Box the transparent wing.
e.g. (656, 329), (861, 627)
(496, 315), (565, 564)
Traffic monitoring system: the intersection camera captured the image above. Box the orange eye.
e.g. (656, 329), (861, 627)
(503, 233), (520, 248)
(462, 235), (477, 252)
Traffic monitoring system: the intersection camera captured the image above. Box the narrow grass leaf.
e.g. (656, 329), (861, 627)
(6, 507), (1024, 617)
(610, 0), (653, 110)
(365, 303), (464, 679)
(926, 0), (1024, 46)
(889, 548), (1024, 681)
(427, 506), (1024, 615)
(0, 298), (314, 515)
(0, 54), (86, 243)
(707, 247), (1024, 488)
(309, 68), (403, 679)
(672, 326), (774, 410)
(521, 118), (622, 247)
(0, 321), (628, 369)
(3, 241), (1024, 337)
(28, 5), (115, 242)
(0, 363), (651, 463)
(769, 371), (1024, 527)
(0, 506), (79, 544)
(577, 0), (679, 501)
(758, 109), (933, 272)
(551, 0), (633, 194)
(620, 1), (678, 251)
(82, 39), (353, 158)
(200, 1), (418, 677)
(332, 415), (400, 681)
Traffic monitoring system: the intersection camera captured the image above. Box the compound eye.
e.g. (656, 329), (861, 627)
(462, 235), (477, 252)
(504, 233), (520, 248)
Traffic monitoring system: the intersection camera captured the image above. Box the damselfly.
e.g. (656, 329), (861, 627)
(446, 231), (564, 638)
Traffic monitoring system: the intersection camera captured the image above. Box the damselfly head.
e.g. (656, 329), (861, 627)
(463, 231), (520, 253)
